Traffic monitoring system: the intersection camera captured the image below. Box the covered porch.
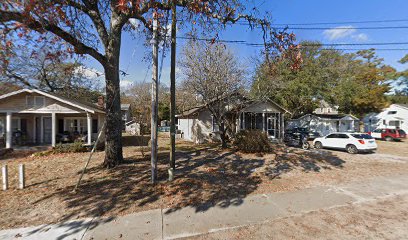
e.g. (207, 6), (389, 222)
(0, 112), (103, 149)
(237, 112), (285, 139)
(337, 115), (359, 132)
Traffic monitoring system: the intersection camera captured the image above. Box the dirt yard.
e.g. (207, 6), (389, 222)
(0, 137), (407, 229)
(186, 193), (408, 240)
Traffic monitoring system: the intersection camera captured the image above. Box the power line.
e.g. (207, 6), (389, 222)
(319, 48), (408, 51)
(177, 18), (408, 28)
(234, 23), (408, 30)
(177, 36), (408, 46)
(177, 36), (408, 51)
(235, 18), (408, 26)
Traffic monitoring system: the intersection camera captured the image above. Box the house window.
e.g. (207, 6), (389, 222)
(387, 111), (397, 115)
(65, 119), (78, 133)
(26, 96), (34, 108)
(383, 120), (386, 125)
(92, 119), (98, 133)
(0, 118), (4, 136)
(64, 118), (90, 134)
(34, 96), (45, 108)
(78, 119), (87, 133)
(12, 118), (21, 131)
(20, 119), (27, 133)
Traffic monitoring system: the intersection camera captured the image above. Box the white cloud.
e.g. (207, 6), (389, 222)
(352, 33), (369, 42)
(129, 18), (142, 29)
(323, 26), (356, 41)
(120, 79), (134, 89)
(75, 66), (104, 79)
(323, 25), (369, 42)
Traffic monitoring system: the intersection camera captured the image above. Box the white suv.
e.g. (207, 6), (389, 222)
(313, 132), (377, 154)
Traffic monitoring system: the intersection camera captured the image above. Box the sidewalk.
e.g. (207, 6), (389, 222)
(1, 174), (408, 240)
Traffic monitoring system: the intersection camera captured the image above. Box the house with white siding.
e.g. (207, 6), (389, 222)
(287, 113), (359, 137)
(176, 96), (290, 144)
(363, 104), (408, 133)
(0, 89), (105, 149)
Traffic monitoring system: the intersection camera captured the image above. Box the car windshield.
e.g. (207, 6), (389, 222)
(351, 134), (373, 139)
(398, 130), (406, 135)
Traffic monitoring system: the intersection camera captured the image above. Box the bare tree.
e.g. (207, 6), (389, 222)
(180, 41), (246, 148)
(1, 44), (101, 100)
(126, 82), (151, 133)
(175, 81), (200, 114)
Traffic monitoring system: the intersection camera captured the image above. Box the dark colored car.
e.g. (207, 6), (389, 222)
(285, 127), (321, 140)
(284, 129), (310, 150)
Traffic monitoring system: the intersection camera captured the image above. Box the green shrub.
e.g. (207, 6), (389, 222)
(53, 141), (87, 153)
(234, 130), (272, 153)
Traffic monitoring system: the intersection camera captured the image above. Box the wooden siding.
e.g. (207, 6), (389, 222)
(0, 92), (85, 113)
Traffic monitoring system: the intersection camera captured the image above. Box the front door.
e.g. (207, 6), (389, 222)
(43, 117), (52, 144)
(267, 117), (277, 138)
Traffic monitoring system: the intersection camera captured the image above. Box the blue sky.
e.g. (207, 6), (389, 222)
(84, 0), (408, 89)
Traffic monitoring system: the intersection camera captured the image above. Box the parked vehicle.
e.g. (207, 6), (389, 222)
(285, 127), (321, 140)
(368, 128), (406, 141)
(313, 132), (377, 154)
(284, 130), (310, 150)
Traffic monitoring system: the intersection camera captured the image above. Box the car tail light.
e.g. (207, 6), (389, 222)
(358, 140), (365, 144)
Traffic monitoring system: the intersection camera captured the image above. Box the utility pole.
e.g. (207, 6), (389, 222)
(169, 0), (177, 180)
(151, 15), (159, 184)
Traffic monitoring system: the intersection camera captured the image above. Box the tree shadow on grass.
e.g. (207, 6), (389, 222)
(266, 148), (345, 180)
(163, 150), (264, 214)
(31, 148), (264, 224)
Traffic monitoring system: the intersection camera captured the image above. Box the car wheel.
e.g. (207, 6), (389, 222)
(302, 142), (310, 150)
(346, 144), (358, 154)
(385, 136), (393, 142)
(314, 141), (323, 149)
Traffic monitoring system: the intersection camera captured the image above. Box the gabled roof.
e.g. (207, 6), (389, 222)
(241, 98), (291, 114)
(176, 93), (291, 118)
(292, 113), (358, 121)
(0, 89), (105, 114)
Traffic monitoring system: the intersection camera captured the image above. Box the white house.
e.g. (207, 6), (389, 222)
(177, 97), (290, 144)
(125, 120), (141, 135)
(121, 103), (132, 131)
(0, 89), (105, 149)
(363, 104), (408, 132)
(287, 113), (359, 137)
(313, 100), (339, 115)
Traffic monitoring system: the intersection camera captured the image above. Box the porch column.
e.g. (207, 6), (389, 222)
(237, 113), (241, 132)
(87, 113), (92, 145)
(262, 113), (265, 132)
(51, 112), (56, 147)
(242, 112), (246, 130)
(282, 113), (285, 139)
(6, 112), (12, 149)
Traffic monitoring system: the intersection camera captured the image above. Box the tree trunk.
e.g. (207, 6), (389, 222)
(220, 122), (228, 148)
(103, 30), (123, 168)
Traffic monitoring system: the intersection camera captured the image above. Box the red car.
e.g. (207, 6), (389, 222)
(369, 128), (407, 141)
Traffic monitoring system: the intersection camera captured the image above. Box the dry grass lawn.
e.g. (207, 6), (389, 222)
(0, 136), (407, 229)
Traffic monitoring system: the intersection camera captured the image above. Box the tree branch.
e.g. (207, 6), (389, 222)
(0, 10), (107, 65)
(66, 0), (109, 48)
